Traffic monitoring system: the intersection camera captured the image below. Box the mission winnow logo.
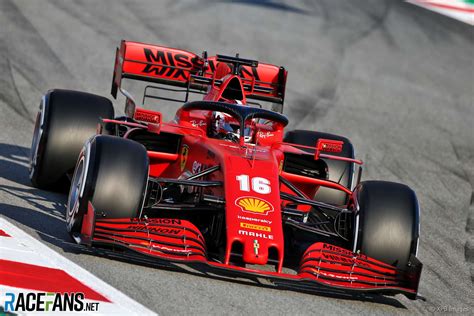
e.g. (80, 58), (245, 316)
(2, 292), (100, 312)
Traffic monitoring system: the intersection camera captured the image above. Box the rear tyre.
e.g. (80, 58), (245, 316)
(283, 130), (354, 205)
(66, 135), (149, 236)
(29, 89), (114, 189)
(353, 181), (420, 268)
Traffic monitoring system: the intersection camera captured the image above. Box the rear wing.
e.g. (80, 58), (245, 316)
(111, 40), (287, 109)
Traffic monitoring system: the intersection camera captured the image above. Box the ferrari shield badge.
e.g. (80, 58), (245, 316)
(253, 239), (260, 256)
(180, 145), (189, 171)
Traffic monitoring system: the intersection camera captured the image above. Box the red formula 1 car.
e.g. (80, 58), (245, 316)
(30, 40), (422, 299)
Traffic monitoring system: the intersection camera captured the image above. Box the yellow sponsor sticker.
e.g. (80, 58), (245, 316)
(240, 222), (271, 232)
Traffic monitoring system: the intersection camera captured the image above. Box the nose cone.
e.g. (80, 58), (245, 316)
(223, 158), (284, 269)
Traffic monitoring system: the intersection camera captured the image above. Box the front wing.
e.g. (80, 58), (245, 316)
(80, 215), (423, 300)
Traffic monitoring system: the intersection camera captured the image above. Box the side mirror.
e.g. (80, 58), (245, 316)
(314, 139), (343, 160)
(120, 88), (136, 118)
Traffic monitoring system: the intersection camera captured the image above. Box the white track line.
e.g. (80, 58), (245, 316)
(406, 0), (474, 25)
(0, 216), (157, 315)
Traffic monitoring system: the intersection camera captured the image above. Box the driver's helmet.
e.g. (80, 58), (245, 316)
(210, 111), (254, 143)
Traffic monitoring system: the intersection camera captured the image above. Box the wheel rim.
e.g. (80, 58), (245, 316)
(29, 99), (45, 179)
(66, 156), (85, 232)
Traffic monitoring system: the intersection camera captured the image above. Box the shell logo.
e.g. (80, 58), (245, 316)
(235, 197), (274, 215)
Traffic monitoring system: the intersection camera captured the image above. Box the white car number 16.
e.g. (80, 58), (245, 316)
(236, 174), (271, 194)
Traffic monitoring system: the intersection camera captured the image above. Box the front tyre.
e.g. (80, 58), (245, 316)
(353, 181), (420, 269)
(66, 135), (149, 237)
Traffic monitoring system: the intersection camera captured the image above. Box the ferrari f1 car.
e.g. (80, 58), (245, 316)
(30, 40), (422, 299)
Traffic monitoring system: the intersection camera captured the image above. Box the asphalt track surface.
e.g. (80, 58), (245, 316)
(0, 0), (473, 314)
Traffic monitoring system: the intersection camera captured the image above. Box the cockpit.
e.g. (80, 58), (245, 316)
(179, 101), (289, 145)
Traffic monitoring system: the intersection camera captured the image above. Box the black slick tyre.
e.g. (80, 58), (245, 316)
(66, 135), (149, 236)
(353, 181), (420, 269)
(30, 89), (114, 189)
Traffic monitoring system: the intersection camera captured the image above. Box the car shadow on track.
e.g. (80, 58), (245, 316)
(0, 142), (82, 253)
(0, 142), (32, 186)
(0, 142), (407, 309)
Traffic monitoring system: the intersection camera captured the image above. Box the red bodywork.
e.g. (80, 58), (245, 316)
(80, 41), (421, 299)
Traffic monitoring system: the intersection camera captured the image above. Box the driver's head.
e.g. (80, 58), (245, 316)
(210, 111), (254, 143)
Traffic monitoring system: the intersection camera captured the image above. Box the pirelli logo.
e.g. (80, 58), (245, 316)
(240, 222), (271, 232)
